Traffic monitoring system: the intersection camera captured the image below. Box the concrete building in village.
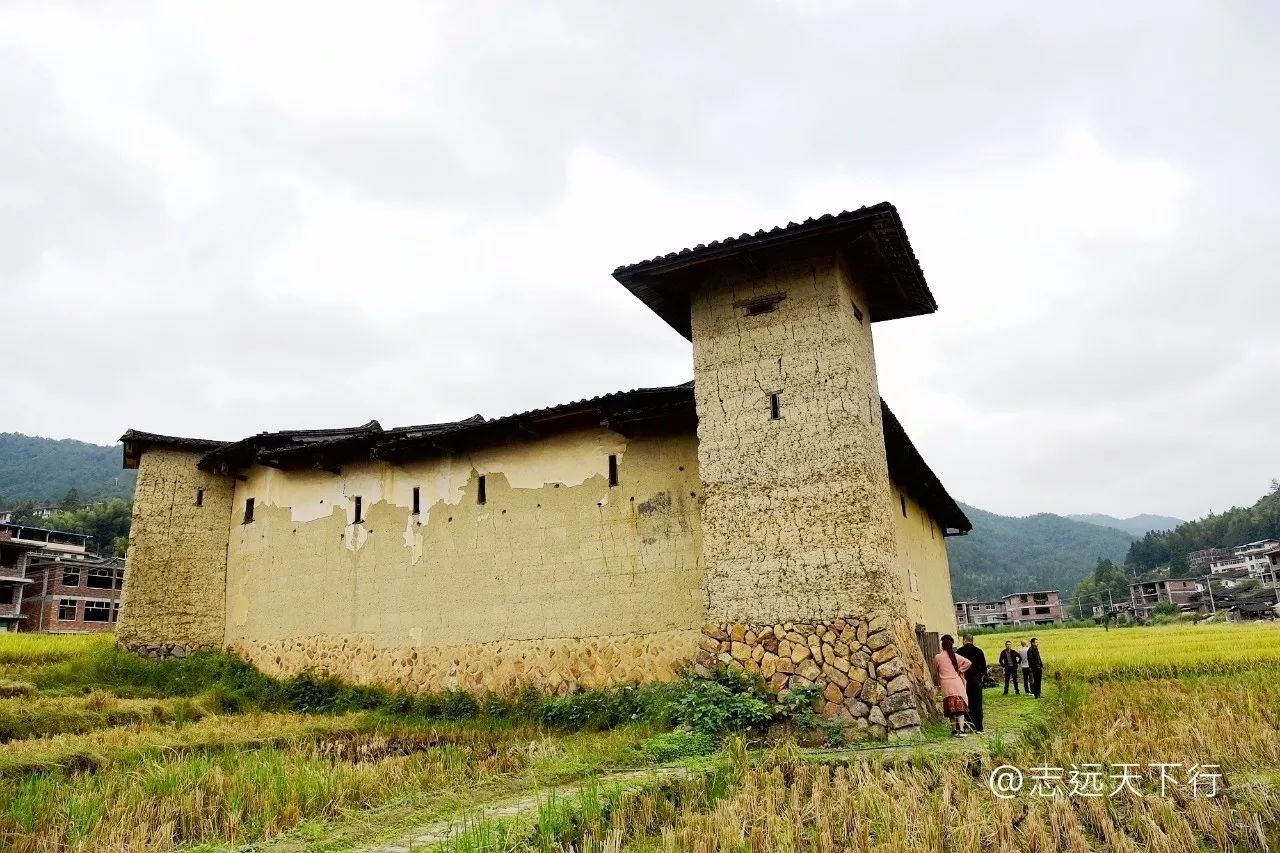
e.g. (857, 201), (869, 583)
(955, 589), (1065, 630)
(117, 204), (972, 736)
(0, 523), (123, 633)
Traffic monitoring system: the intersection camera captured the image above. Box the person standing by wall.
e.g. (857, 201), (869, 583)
(998, 640), (1021, 695)
(933, 634), (972, 737)
(955, 634), (987, 732)
(1027, 637), (1045, 699)
(1019, 640), (1033, 694)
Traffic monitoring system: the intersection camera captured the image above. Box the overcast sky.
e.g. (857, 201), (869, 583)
(3, 1), (1277, 521)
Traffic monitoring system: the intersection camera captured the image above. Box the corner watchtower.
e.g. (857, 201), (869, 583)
(614, 204), (945, 737)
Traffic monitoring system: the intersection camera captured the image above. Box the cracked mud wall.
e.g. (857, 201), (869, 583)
(688, 254), (941, 730)
(690, 255), (904, 623)
(118, 449), (233, 653)
(223, 427), (707, 692)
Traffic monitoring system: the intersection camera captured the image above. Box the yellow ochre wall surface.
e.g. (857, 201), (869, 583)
(117, 449), (234, 654)
(222, 427), (707, 694)
(891, 485), (957, 635)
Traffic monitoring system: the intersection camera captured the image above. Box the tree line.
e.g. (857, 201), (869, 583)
(4, 489), (132, 557)
(1069, 480), (1280, 614)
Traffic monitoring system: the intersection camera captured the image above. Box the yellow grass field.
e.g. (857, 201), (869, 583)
(974, 621), (1280, 679)
(0, 622), (1277, 851)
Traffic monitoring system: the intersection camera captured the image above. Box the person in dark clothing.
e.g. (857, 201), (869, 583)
(998, 640), (1021, 695)
(1027, 637), (1044, 699)
(1020, 640), (1033, 693)
(955, 634), (987, 732)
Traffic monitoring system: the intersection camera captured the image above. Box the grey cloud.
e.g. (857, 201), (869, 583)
(2, 0), (1279, 522)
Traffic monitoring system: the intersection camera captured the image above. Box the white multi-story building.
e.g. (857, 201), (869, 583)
(1209, 539), (1280, 576)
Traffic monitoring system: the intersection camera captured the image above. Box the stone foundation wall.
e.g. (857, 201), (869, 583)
(228, 628), (701, 695)
(123, 641), (213, 659)
(696, 610), (934, 738)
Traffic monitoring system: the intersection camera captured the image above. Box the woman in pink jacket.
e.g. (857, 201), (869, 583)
(933, 634), (972, 737)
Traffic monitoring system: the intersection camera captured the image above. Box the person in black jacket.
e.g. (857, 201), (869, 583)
(998, 640), (1021, 695)
(1027, 637), (1044, 699)
(955, 634), (987, 732)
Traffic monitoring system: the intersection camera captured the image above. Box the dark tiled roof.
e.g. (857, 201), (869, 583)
(148, 378), (968, 535)
(120, 430), (230, 469)
(612, 203), (937, 339)
(194, 383), (697, 474)
(200, 419), (388, 474)
(880, 401), (972, 535)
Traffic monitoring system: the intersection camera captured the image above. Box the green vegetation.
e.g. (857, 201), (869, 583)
(1127, 480), (1280, 572)
(3, 496), (133, 557)
(946, 502), (1135, 600)
(3, 624), (1278, 850)
(0, 433), (135, 507)
(1064, 512), (1183, 537)
(974, 620), (1280, 680)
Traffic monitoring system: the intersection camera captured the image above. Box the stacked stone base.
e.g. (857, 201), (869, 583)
(696, 610), (934, 739)
(121, 641), (211, 660)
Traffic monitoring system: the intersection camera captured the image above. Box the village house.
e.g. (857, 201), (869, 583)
(117, 204), (972, 737)
(1208, 539), (1280, 575)
(21, 553), (125, 633)
(0, 522), (126, 634)
(1001, 590), (1062, 625)
(1129, 577), (1199, 620)
(954, 599), (1009, 630)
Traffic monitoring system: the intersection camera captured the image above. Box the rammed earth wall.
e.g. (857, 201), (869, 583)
(209, 427), (705, 693)
(118, 249), (958, 735)
(688, 255), (938, 729)
(117, 449), (233, 655)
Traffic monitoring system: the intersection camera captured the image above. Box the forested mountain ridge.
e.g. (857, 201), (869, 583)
(1126, 482), (1280, 573)
(946, 503), (1135, 601)
(0, 432), (134, 506)
(1066, 513), (1183, 537)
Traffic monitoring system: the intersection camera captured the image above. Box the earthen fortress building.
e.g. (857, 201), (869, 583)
(120, 203), (971, 737)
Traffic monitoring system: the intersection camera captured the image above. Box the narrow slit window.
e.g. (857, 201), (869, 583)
(243, 497), (255, 524)
(477, 475), (487, 505)
(900, 494), (908, 518)
(353, 496), (363, 524)
(738, 293), (786, 317)
(195, 488), (204, 507)
(769, 393), (781, 420)
(853, 303), (864, 324)
(608, 454), (619, 487)
(412, 486), (421, 515)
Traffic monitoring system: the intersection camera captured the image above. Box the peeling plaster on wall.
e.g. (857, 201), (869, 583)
(238, 428), (628, 535)
(223, 429), (706, 657)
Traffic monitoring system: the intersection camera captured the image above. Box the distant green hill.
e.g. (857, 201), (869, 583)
(1126, 484), (1280, 573)
(0, 433), (134, 506)
(1066, 513), (1183, 537)
(947, 503), (1135, 601)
